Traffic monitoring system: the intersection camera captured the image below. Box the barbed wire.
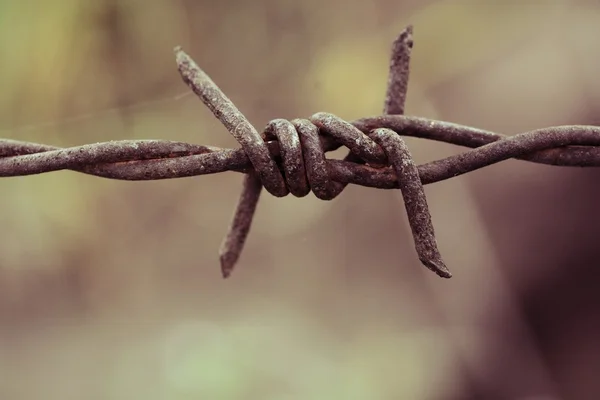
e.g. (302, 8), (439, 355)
(2, 25), (600, 279)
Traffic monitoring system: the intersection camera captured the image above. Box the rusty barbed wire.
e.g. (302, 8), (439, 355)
(2, 26), (600, 279)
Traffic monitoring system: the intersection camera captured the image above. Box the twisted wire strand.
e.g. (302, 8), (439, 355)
(1, 27), (600, 279)
(3, 121), (600, 180)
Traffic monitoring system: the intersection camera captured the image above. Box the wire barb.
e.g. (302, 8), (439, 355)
(385, 25), (413, 115)
(219, 172), (263, 278)
(379, 25), (449, 278)
(2, 26), (600, 279)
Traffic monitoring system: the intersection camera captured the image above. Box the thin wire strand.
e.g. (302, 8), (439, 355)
(0, 91), (193, 135)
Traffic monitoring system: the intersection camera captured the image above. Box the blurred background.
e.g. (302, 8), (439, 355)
(1, 0), (599, 399)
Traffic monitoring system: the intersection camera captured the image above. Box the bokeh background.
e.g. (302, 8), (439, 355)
(1, 1), (600, 399)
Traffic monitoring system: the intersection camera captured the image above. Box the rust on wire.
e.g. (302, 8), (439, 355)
(2, 26), (600, 279)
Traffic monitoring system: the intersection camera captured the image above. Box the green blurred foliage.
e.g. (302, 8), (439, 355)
(0, 0), (584, 399)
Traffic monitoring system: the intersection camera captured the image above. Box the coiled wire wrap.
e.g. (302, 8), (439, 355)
(175, 26), (449, 278)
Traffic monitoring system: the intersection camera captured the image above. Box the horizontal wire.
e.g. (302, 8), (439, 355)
(1, 120), (599, 183)
(1, 25), (598, 280)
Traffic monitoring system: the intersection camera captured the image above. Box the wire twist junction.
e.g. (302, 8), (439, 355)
(2, 26), (600, 279)
(175, 26), (447, 278)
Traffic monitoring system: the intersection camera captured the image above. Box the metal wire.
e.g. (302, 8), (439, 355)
(2, 26), (600, 279)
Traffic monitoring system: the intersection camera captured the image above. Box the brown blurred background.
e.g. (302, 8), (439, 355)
(1, 1), (600, 399)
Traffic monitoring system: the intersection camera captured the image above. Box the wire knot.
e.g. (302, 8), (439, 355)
(174, 26), (451, 279)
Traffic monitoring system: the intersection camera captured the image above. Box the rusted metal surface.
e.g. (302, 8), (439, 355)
(2, 26), (600, 279)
